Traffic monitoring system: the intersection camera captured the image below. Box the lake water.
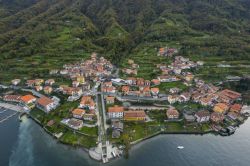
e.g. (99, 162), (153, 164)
(1, 111), (250, 166)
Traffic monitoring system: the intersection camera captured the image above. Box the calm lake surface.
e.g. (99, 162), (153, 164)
(1, 110), (250, 166)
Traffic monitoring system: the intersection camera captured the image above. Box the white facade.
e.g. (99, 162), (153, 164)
(108, 112), (124, 119)
(195, 115), (210, 123)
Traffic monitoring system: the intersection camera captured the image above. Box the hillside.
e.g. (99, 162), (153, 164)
(0, 0), (250, 82)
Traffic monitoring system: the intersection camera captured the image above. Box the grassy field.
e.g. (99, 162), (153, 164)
(156, 81), (187, 93)
(60, 131), (97, 148)
(80, 126), (98, 136)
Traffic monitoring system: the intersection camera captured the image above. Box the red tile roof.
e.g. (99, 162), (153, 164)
(20, 95), (36, 103)
(108, 105), (124, 113)
(37, 96), (53, 106)
(230, 104), (242, 112)
(124, 111), (146, 118)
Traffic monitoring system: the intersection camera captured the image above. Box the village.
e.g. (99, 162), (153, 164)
(0, 49), (249, 163)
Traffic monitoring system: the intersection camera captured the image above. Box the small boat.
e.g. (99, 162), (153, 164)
(177, 146), (184, 149)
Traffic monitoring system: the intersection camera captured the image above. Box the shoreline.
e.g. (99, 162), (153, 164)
(130, 130), (214, 146)
(24, 113), (90, 153)
(19, 110), (248, 163)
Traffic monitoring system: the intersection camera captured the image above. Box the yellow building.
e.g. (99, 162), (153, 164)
(124, 111), (146, 121)
(77, 76), (85, 84)
(213, 103), (229, 114)
(35, 79), (44, 85)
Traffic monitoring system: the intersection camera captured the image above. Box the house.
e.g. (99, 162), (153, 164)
(103, 81), (112, 87)
(72, 108), (85, 119)
(184, 113), (196, 122)
(108, 105), (124, 119)
(195, 110), (210, 123)
(102, 86), (116, 93)
(145, 80), (151, 86)
(151, 88), (159, 96)
(158, 76), (179, 82)
(36, 96), (57, 113)
(83, 113), (95, 121)
(128, 59), (134, 64)
(44, 86), (53, 94)
(20, 95), (36, 105)
(200, 97), (213, 106)
(137, 78), (145, 86)
(230, 104), (242, 113)
(151, 79), (160, 85)
(47, 120), (55, 127)
(72, 87), (83, 96)
(80, 96), (95, 110)
(166, 108), (179, 120)
(11, 79), (21, 86)
(126, 77), (137, 85)
(112, 130), (121, 138)
(167, 95), (180, 104)
(62, 87), (82, 96)
(111, 120), (124, 132)
(82, 83), (91, 90)
(34, 86), (43, 91)
(72, 81), (80, 87)
(3, 95), (21, 103)
(210, 112), (224, 123)
(26, 80), (36, 87)
(218, 89), (241, 103)
(169, 88), (180, 94)
(121, 86), (130, 95)
(184, 73), (194, 82)
(45, 79), (55, 86)
(106, 96), (115, 104)
(132, 63), (139, 69)
(213, 103), (229, 114)
(63, 118), (83, 130)
(76, 76), (85, 84)
(158, 47), (166, 56)
(197, 61), (204, 66)
(124, 110), (146, 121)
(207, 84), (219, 93)
(179, 92), (191, 102)
(60, 69), (68, 75)
(49, 69), (58, 75)
(123, 68), (137, 75)
(142, 86), (151, 96)
(34, 79), (44, 86)
(227, 111), (239, 120)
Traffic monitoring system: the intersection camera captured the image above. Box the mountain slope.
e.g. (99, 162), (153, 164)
(0, 0), (250, 81)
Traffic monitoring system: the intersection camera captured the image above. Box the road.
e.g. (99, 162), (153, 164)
(96, 91), (168, 102)
(21, 88), (45, 98)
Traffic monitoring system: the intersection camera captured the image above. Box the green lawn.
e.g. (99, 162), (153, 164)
(80, 126), (98, 136)
(60, 131), (97, 148)
(156, 81), (187, 93)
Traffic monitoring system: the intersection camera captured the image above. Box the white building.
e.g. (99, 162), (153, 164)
(108, 106), (124, 119)
(36, 96), (58, 113)
(195, 110), (210, 123)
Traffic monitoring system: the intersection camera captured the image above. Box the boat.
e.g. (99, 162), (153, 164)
(177, 146), (184, 149)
